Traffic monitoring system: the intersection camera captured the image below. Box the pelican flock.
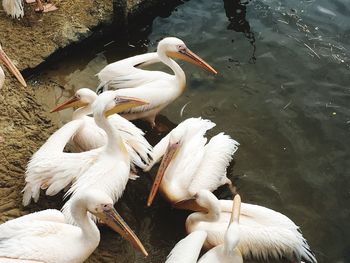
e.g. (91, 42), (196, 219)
(0, 35), (318, 263)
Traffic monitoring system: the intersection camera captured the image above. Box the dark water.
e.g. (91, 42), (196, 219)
(36, 0), (350, 262)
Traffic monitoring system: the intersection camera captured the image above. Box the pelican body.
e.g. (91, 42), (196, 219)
(0, 190), (146, 262)
(22, 92), (148, 207)
(97, 37), (217, 126)
(166, 194), (243, 263)
(59, 91), (148, 256)
(50, 88), (153, 170)
(0, 44), (27, 87)
(186, 190), (317, 263)
(146, 117), (239, 207)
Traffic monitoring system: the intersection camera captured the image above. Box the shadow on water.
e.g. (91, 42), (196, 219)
(223, 0), (256, 63)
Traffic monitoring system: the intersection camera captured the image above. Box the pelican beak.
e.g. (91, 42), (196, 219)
(146, 141), (180, 207)
(95, 204), (148, 257)
(230, 194), (241, 224)
(0, 47), (27, 87)
(50, 95), (88, 113)
(105, 96), (149, 117)
(167, 48), (217, 74)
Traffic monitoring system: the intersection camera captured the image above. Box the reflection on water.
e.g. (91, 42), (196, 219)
(223, 0), (256, 62)
(35, 0), (350, 262)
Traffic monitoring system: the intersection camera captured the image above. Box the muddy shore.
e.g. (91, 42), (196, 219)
(0, 0), (180, 261)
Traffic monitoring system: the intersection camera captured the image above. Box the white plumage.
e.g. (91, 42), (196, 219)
(186, 190), (317, 263)
(0, 190), (142, 262)
(0, 66), (4, 89)
(166, 194), (243, 263)
(146, 117), (239, 206)
(22, 91), (149, 206)
(51, 88), (153, 170)
(96, 37), (217, 126)
(2, 0), (24, 19)
(59, 91), (143, 225)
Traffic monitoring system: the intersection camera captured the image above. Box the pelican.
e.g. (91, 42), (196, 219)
(146, 117), (239, 208)
(165, 194), (243, 263)
(96, 37), (217, 127)
(23, 92), (148, 206)
(2, 0), (57, 19)
(50, 88), (153, 170)
(0, 190), (147, 262)
(186, 190), (317, 263)
(0, 44), (27, 87)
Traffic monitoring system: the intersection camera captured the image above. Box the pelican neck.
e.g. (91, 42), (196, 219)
(72, 105), (93, 120)
(70, 198), (100, 242)
(94, 112), (126, 154)
(158, 50), (186, 92)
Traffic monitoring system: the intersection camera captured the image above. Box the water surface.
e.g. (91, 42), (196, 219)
(36, 0), (350, 262)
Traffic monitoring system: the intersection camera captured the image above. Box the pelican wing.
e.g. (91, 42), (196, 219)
(189, 133), (239, 195)
(1, 210), (65, 225)
(0, 216), (75, 261)
(145, 118), (216, 171)
(198, 244), (243, 263)
(23, 148), (102, 206)
(204, 202), (317, 263)
(108, 114), (153, 168)
(97, 53), (162, 91)
(166, 231), (207, 263)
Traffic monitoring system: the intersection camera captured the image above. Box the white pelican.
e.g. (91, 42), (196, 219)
(96, 37), (217, 127)
(50, 88), (153, 170)
(165, 194), (243, 263)
(0, 190), (147, 262)
(0, 44), (27, 87)
(2, 0), (57, 19)
(23, 92), (148, 206)
(186, 190), (317, 263)
(145, 117), (239, 208)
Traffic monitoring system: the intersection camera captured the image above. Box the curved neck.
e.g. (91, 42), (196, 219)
(72, 105), (92, 120)
(158, 50), (186, 92)
(187, 197), (221, 225)
(70, 199), (100, 242)
(94, 112), (127, 155)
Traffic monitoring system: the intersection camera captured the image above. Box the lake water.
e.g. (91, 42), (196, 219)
(36, 0), (350, 262)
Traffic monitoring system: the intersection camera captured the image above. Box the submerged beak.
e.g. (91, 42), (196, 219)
(230, 194), (241, 224)
(146, 142), (180, 207)
(95, 205), (148, 257)
(50, 95), (88, 113)
(0, 47), (27, 87)
(167, 48), (217, 74)
(105, 96), (149, 117)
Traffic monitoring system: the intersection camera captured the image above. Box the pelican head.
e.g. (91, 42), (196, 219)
(78, 190), (148, 256)
(50, 88), (97, 113)
(0, 44), (27, 87)
(146, 127), (188, 207)
(158, 37), (217, 74)
(92, 90), (149, 118)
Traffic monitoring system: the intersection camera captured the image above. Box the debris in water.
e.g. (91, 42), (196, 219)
(180, 102), (191, 117)
(304, 43), (320, 59)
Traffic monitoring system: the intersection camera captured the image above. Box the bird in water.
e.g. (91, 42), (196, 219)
(2, 0), (57, 19)
(22, 92), (148, 206)
(0, 190), (147, 262)
(50, 88), (153, 171)
(145, 117), (239, 209)
(96, 37), (217, 127)
(165, 194), (243, 263)
(0, 44), (27, 88)
(185, 190), (317, 263)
